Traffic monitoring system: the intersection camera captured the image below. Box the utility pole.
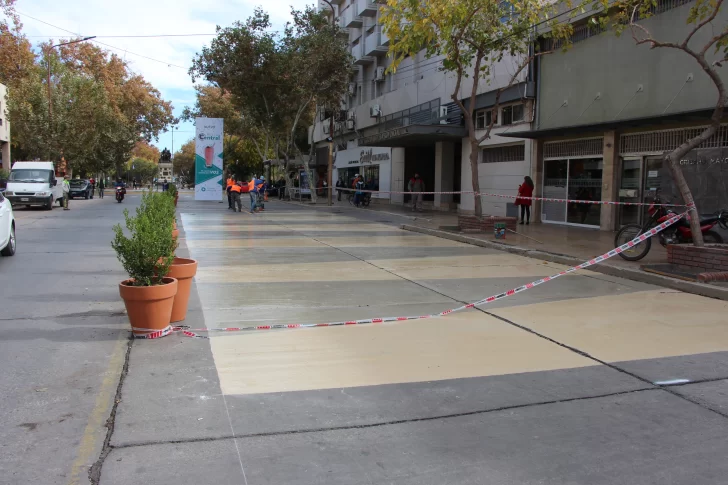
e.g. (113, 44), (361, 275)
(46, 36), (96, 162)
(321, 0), (336, 206)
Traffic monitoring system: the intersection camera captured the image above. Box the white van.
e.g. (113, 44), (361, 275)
(5, 161), (65, 210)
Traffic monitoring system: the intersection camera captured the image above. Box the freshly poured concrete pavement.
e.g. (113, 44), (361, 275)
(102, 197), (728, 484)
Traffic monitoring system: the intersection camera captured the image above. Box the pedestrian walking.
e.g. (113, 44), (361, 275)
(515, 176), (535, 225)
(89, 177), (95, 199)
(62, 175), (71, 210)
(408, 173), (425, 211)
(230, 180), (243, 212)
(248, 176), (258, 213)
(98, 179), (105, 198)
(256, 176), (267, 211)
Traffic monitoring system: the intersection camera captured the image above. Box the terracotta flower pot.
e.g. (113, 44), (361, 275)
(174, 194), (179, 207)
(119, 277), (178, 337)
(167, 257), (198, 322)
(173, 220), (177, 230)
(172, 228), (179, 240)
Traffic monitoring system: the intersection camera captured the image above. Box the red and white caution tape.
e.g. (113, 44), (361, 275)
(147, 212), (682, 339)
(132, 325), (208, 340)
(332, 188), (686, 207)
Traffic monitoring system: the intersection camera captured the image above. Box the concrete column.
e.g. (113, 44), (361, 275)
(1, 142), (9, 171)
(600, 130), (619, 231)
(390, 147), (405, 205)
(434, 141), (454, 210)
(531, 139), (544, 223)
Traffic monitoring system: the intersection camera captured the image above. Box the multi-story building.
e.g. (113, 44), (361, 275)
(312, 0), (535, 215)
(0, 84), (10, 171)
(504, 0), (728, 231)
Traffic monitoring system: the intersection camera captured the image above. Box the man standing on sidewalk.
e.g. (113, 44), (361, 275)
(408, 173), (425, 211)
(98, 179), (105, 199)
(62, 175), (71, 210)
(230, 180), (243, 212)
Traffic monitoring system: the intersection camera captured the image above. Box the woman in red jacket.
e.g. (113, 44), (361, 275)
(515, 176), (535, 225)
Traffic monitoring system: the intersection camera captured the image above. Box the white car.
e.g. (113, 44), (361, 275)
(0, 190), (15, 256)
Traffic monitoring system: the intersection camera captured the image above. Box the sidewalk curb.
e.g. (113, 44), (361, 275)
(401, 224), (728, 302)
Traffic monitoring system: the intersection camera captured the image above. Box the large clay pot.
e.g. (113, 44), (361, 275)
(119, 277), (178, 337)
(167, 258), (198, 323)
(172, 228), (180, 240)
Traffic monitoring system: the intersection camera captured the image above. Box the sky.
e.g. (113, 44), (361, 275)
(13, 0), (312, 156)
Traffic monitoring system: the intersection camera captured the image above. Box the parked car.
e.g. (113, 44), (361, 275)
(0, 178), (7, 194)
(69, 179), (92, 199)
(0, 190), (16, 256)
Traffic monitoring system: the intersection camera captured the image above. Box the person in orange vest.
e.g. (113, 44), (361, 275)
(248, 176), (257, 213)
(229, 180), (243, 212)
(226, 174), (235, 210)
(255, 176), (267, 212)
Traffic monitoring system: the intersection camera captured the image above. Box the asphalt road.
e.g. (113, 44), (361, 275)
(0, 192), (140, 485)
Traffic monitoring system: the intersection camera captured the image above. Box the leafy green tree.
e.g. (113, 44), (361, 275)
(381, 0), (574, 217)
(172, 139), (195, 186)
(189, 6), (351, 199)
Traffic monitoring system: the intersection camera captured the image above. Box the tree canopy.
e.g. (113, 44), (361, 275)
(0, 0), (173, 177)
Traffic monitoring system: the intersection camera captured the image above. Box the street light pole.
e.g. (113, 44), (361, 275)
(46, 36), (96, 163)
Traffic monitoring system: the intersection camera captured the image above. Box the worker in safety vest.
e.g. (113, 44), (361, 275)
(226, 175), (235, 210)
(248, 176), (257, 213)
(255, 176), (266, 212)
(229, 180), (243, 212)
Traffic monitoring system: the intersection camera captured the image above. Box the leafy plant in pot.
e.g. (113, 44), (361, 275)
(167, 183), (179, 207)
(112, 192), (178, 337)
(159, 185), (198, 323)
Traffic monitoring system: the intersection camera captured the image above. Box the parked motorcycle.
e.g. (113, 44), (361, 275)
(614, 191), (727, 261)
(115, 186), (125, 203)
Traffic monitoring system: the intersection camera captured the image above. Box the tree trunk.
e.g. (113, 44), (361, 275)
(469, 139), (482, 217)
(666, 152), (704, 246)
(302, 145), (317, 203)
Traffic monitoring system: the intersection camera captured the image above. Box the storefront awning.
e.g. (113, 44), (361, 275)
(358, 124), (467, 147)
(501, 108), (718, 139)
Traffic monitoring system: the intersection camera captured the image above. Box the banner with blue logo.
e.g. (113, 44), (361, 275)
(194, 117), (224, 201)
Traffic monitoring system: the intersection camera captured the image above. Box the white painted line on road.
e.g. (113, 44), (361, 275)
(654, 378), (691, 385)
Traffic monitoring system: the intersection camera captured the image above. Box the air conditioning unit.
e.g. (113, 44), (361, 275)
(375, 66), (385, 82)
(348, 82), (356, 95)
(370, 104), (381, 117)
(346, 119), (355, 130)
(323, 122), (330, 134)
(347, 109), (355, 121)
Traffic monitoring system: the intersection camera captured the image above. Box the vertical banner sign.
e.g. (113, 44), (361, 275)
(194, 117), (224, 201)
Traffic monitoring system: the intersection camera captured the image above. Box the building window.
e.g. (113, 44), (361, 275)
(501, 104), (524, 125)
(475, 109), (497, 129)
(481, 143), (525, 163)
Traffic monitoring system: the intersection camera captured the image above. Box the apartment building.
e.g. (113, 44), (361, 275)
(312, 0), (535, 214)
(0, 84), (10, 171)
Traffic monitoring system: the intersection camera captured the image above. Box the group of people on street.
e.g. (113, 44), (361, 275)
(226, 174), (267, 213)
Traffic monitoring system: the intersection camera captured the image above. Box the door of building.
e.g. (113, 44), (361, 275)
(618, 156), (664, 227)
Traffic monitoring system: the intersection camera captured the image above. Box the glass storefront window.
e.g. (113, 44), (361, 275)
(543, 157), (603, 226)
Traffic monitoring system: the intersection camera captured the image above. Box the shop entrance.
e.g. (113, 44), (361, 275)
(542, 157), (603, 227)
(618, 156), (664, 227)
(404, 146), (435, 202)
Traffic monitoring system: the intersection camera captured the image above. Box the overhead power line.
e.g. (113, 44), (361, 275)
(16, 10), (189, 69)
(27, 33), (217, 38)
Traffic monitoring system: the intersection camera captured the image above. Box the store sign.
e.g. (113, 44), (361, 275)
(358, 127), (409, 146)
(336, 147), (391, 168)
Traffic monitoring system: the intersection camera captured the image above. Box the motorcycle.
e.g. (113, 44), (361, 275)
(614, 191), (727, 261)
(115, 186), (125, 203)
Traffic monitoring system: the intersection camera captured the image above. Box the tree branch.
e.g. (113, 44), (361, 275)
(683, 0), (724, 50)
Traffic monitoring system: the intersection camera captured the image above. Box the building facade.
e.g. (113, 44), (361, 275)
(0, 84), (10, 172)
(313, 0), (534, 213)
(505, 0), (728, 231)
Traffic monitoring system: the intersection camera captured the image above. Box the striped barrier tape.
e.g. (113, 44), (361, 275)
(140, 211), (684, 339)
(132, 325), (208, 340)
(328, 188), (688, 207)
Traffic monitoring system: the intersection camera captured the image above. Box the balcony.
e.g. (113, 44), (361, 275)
(364, 32), (388, 57)
(356, 0), (378, 16)
(340, 6), (362, 28)
(379, 29), (389, 46)
(351, 42), (373, 65)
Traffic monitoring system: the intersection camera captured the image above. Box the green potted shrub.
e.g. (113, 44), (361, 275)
(167, 183), (179, 207)
(112, 192), (178, 337)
